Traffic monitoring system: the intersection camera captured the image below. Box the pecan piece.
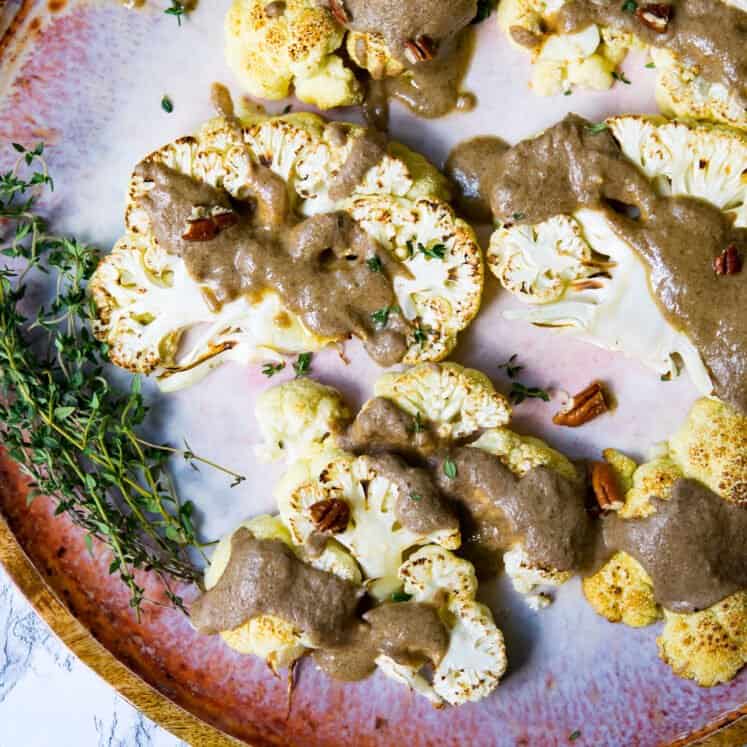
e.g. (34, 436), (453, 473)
(328, 0), (350, 26)
(713, 244), (743, 275)
(635, 3), (673, 33)
(589, 461), (624, 512)
(404, 35), (437, 64)
(553, 381), (609, 427)
(182, 210), (238, 242)
(309, 498), (350, 533)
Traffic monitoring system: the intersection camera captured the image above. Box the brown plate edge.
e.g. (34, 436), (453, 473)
(0, 512), (245, 747)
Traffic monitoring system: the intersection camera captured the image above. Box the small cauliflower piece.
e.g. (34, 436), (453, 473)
(254, 378), (351, 463)
(397, 546), (508, 705)
(658, 591), (747, 687)
(276, 451), (460, 597)
(346, 31), (404, 80)
(91, 114), (482, 387)
(582, 551), (661, 628)
(374, 363), (510, 441)
(224, 0), (361, 109)
(668, 398), (747, 505)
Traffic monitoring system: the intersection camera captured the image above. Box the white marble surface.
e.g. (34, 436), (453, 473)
(0, 565), (183, 747)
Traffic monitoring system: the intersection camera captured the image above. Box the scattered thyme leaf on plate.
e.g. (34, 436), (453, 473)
(293, 352), (312, 377)
(509, 381), (551, 405)
(262, 361), (285, 377)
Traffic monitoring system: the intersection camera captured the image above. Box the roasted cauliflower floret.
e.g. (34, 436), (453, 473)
(582, 551), (661, 628)
(255, 378), (351, 463)
(91, 114), (482, 387)
(396, 546), (508, 705)
(346, 31), (404, 80)
(276, 450), (460, 597)
(204, 514), (361, 671)
(224, 0), (361, 109)
(609, 115), (747, 228)
(489, 160), (717, 394)
(374, 363), (510, 441)
(657, 591), (747, 687)
(652, 48), (747, 132)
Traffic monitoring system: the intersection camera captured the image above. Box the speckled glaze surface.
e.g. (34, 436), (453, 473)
(0, 2), (746, 745)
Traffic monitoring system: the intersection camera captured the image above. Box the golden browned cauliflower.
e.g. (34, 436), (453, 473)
(583, 398), (747, 685)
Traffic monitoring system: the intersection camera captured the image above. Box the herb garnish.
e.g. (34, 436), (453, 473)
(161, 95), (174, 114)
(612, 71), (632, 85)
(569, 729), (582, 742)
(371, 305), (398, 328)
(443, 459), (457, 479)
(586, 122), (609, 135)
(391, 590), (412, 602)
(410, 493), (422, 502)
(293, 352), (312, 377)
(0, 145), (244, 615)
(645, 61), (656, 69)
(412, 411), (426, 433)
(511, 212), (526, 221)
(165, 0), (187, 25)
(366, 255), (383, 273)
(413, 325), (428, 346)
(509, 382), (550, 405)
(621, 0), (637, 12)
(262, 361), (285, 377)
(418, 242), (447, 260)
(498, 353), (524, 379)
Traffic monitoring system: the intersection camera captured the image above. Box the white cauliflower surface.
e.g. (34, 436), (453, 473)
(488, 115), (747, 397)
(90, 114), (482, 390)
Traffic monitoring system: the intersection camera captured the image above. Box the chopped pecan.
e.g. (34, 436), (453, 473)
(553, 381), (609, 428)
(404, 35), (437, 64)
(309, 498), (350, 533)
(635, 3), (673, 33)
(181, 210), (238, 242)
(590, 461), (624, 512)
(328, 0), (350, 26)
(713, 244), (743, 275)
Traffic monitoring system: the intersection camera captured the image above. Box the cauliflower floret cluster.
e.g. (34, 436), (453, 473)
(487, 115), (747, 397)
(90, 114), (483, 390)
(224, 0), (361, 109)
(391, 545), (507, 705)
(583, 398), (747, 686)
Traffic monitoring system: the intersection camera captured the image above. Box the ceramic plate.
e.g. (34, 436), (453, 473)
(0, 2), (745, 744)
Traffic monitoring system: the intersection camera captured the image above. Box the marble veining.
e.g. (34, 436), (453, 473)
(0, 565), (183, 746)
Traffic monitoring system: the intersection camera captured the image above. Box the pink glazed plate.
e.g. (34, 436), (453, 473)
(0, 1), (746, 745)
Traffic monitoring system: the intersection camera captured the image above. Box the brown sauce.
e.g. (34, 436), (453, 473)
(324, 0), (477, 126)
(190, 529), (362, 643)
(555, 0), (747, 106)
(312, 601), (448, 681)
(136, 144), (413, 366)
(447, 115), (747, 413)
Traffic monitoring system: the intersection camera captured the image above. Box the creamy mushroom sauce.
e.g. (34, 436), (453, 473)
(191, 529), (449, 680)
(447, 115), (747, 413)
(322, 0), (478, 126)
(342, 394), (747, 612)
(556, 0), (747, 107)
(136, 135), (414, 366)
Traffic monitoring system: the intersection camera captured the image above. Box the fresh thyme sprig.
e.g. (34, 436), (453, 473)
(0, 144), (241, 616)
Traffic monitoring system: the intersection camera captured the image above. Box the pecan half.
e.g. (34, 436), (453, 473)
(404, 35), (437, 64)
(589, 461), (624, 512)
(635, 3), (673, 33)
(713, 244), (743, 275)
(553, 381), (609, 427)
(309, 498), (350, 533)
(328, 0), (350, 26)
(182, 210), (238, 242)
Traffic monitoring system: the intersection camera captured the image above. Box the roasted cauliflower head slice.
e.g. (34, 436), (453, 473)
(91, 114), (482, 387)
(254, 378), (351, 463)
(374, 363), (510, 441)
(224, 0), (361, 109)
(275, 450), (460, 598)
(392, 546), (508, 705)
(489, 205), (713, 396)
(657, 591), (747, 687)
